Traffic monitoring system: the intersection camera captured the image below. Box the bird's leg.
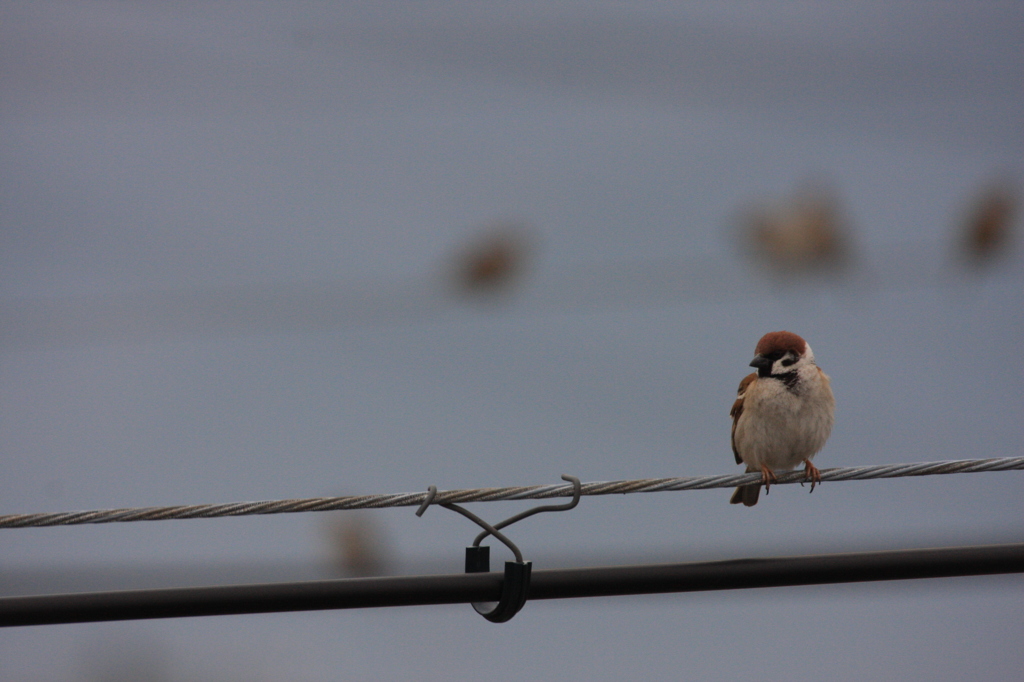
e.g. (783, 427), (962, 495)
(803, 459), (821, 493)
(760, 464), (777, 495)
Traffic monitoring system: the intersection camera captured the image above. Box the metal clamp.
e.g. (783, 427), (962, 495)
(416, 474), (582, 622)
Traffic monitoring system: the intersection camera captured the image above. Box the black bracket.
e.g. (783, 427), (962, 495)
(464, 546), (532, 623)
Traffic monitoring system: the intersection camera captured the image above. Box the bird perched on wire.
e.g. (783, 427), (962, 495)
(730, 331), (835, 506)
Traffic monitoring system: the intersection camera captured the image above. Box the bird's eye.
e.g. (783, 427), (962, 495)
(781, 356), (797, 367)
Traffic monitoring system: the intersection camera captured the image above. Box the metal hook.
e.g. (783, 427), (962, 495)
(439, 502), (525, 563)
(415, 474), (582, 623)
(414, 485), (525, 562)
(472, 474), (582, 547)
(415, 475), (582, 562)
(415, 486), (437, 517)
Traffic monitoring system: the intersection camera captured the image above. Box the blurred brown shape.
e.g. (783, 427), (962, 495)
(740, 186), (849, 277)
(453, 221), (534, 294)
(957, 182), (1017, 265)
(324, 513), (391, 577)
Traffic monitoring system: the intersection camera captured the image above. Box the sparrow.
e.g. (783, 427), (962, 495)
(741, 186), (849, 276)
(730, 331), (835, 506)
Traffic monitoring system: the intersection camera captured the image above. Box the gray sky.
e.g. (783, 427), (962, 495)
(2, 2), (1022, 680)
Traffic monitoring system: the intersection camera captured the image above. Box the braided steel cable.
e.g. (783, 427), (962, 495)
(1, 456), (1022, 529)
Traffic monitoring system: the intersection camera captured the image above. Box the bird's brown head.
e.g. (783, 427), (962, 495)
(750, 331), (812, 379)
(754, 331), (807, 358)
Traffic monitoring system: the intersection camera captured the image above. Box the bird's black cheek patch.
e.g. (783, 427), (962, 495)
(774, 370), (800, 391)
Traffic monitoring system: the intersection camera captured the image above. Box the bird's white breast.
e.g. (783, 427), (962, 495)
(734, 368), (834, 471)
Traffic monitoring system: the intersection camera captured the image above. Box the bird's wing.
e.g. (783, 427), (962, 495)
(730, 373), (757, 465)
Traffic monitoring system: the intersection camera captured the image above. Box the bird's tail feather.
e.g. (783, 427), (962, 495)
(730, 465), (761, 506)
(729, 484), (760, 506)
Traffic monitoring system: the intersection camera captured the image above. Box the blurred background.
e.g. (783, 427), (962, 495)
(1, 1), (1022, 680)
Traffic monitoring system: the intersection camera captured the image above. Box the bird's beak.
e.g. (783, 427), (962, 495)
(749, 355), (773, 369)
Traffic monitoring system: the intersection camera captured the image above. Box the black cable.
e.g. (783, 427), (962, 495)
(2, 543), (1021, 627)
